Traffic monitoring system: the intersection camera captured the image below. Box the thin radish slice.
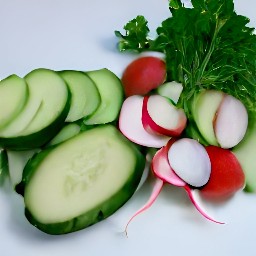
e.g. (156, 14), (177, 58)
(168, 138), (211, 187)
(184, 185), (225, 224)
(142, 95), (187, 137)
(119, 95), (170, 148)
(214, 94), (248, 149)
(151, 141), (186, 187)
(125, 178), (164, 235)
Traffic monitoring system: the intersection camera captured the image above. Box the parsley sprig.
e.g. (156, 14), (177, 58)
(115, 0), (256, 115)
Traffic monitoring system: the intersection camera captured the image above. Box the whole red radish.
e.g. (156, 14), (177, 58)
(121, 56), (166, 97)
(200, 146), (245, 200)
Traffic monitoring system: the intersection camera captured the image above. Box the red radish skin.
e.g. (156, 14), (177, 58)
(121, 56), (166, 97)
(118, 95), (170, 148)
(142, 95), (187, 137)
(200, 146), (245, 200)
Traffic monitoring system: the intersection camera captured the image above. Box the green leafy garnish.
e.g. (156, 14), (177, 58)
(115, 0), (256, 116)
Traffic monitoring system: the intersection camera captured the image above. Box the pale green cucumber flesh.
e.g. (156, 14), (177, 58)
(84, 69), (124, 125)
(47, 123), (81, 146)
(192, 90), (223, 146)
(0, 75), (28, 130)
(18, 125), (145, 234)
(233, 118), (256, 192)
(0, 69), (70, 150)
(59, 71), (101, 122)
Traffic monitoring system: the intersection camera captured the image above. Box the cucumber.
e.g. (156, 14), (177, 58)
(0, 69), (70, 150)
(17, 125), (145, 234)
(47, 123), (81, 146)
(59, 71), (101, 122)
(0, 75), (28, 129)
(233, 118), (256, 192)
(0, 148), (9, 185)
(84, 69), (124, 125)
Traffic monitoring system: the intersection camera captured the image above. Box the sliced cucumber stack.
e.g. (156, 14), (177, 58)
(84, 69), (124, 125)
(59, 71), (101, 122)
(17, 125), (145, 235)
(0, 69), (70, 150)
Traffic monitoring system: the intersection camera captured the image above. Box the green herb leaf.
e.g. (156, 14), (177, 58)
(115, 0), (256, 115)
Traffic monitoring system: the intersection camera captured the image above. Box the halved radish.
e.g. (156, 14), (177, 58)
(118, 95), (170, 148)
(168, 138), (211, 187)
(214, 94), (248, 149)
(142, 95), (187, 137)
(125, 139), (223, 234)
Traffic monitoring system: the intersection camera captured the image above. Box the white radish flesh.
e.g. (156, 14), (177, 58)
(142, 95), (187, 137)
(118, 95), (170, 148)
(214, 94), (248, 149)
(168, 138), (211, 187)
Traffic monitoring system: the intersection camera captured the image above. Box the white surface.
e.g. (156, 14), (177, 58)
(0, 0), (256, 256)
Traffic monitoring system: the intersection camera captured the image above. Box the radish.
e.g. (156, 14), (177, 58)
(142, 95), (187, 137)
(121, 56), (166, 97)
(118, 95), (170, 148)
(214, 94), (248, 149)
(125, 139), (223, 234)
(168, 138), (211, 187)
(200, 146), (245, 200)
(192, 90), (248, 148)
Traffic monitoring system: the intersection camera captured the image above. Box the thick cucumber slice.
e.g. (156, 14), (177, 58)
(47, 123), (81, 146)
(0, 75), (28, 129)
(233, 118), (256, 192)
(0, 69), (70, 150)
(59, 71), (101, 122)
(18, 125), (145, 234)
(84, 69), (124, 125)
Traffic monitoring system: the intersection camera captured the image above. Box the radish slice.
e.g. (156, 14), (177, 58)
(168, 138), (211, 187)
(142, 95), (187, 137)
(214, 94), (248, 149)
(118, 95), (170, 148)
(125, 178), (164, 235)
(184, 185), (225, 224)
(151, 141), (186, 187)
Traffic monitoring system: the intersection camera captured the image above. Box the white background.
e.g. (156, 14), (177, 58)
(0, 0), (256, 255)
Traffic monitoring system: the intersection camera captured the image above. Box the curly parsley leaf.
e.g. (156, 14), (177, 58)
(114, 15), (151, 52)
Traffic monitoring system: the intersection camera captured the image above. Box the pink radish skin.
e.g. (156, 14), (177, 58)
(152, 140), (186, 187)
(125, 178), (164, 235)
(214, 94), (248, 149)
(118, 95), (170, 148)
(142, 95), (187, 137)
(168, 138), (211, 187)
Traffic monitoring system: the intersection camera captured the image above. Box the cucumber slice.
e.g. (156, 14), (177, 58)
(233, 118), (256, 192)
(17, 125), (145, 234)
(0, 148), (9, 185)
(59, 71), (101, 122)
(84, 69), (124, 125)
(0, 69), (70, 150)
(0, 75), (28, 129)
(47, 123), (81, 146)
